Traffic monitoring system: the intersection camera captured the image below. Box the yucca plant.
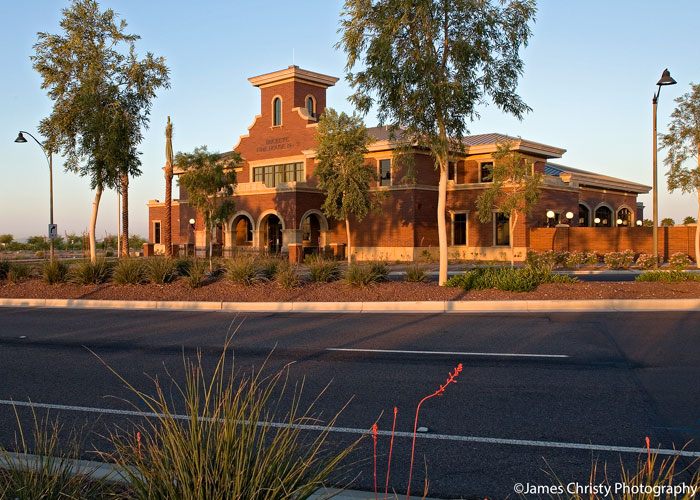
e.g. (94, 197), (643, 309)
(258, 257), (282, 281)
(185, 259), (208, 289)
(346, 263), (384, 287)
(7, 262), (32, 284)
(174, 256), (193, 277)
(99, 339), (360, 500)
(275, 261), (302, 289)
(112, 258), (146, 285)
(308, 256), (341, 282)
(368, 261), (389, 282)
(0, 406), (113, 500)
(404, 265), (428, 283)
(145, 257), (177, 285)
(225, 257), (262, 286)
(42, 260), (69, 284)
(68, 258), (112, 284)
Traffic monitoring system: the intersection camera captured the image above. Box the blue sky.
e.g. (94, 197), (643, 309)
(1, 0), (699, 240)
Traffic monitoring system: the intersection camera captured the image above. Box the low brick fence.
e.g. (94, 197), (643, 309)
(529, 226), (696, 259)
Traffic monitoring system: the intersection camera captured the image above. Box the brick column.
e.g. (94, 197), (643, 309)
(288, 243), (303, 263)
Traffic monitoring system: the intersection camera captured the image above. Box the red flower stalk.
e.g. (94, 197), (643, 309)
(137, 431), (142, 459)
(372, 423), (379, 500)
(385, 407), (398, 500)
(406, 363), (463, 500)
(645, 436), (651, 476)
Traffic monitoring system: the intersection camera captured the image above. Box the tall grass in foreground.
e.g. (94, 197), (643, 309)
(0, 407), (113, 499)
(99, 340), (360, 499)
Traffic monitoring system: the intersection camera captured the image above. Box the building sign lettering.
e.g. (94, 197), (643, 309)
(256, 136), (295, 153)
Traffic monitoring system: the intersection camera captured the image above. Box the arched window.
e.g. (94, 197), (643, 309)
(578, 204), (590, 227)
(306, 96), (315, 117)
(594, 206), (612, 227)
(234, 216), (253, 245)
(617, 207), (632, 227)
(273, 97), (282, 126)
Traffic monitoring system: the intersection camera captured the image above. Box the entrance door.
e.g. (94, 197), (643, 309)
(266, 215), (283, 253)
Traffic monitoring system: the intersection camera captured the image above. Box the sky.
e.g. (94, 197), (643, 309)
(1, 0), (699, 241)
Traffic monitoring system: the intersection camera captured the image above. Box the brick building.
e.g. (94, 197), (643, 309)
(147, 66), (650, 262)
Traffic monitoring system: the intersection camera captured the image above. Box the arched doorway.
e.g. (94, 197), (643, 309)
(301, 213), (322, 256)
(262, 214), (283, 253)
(617, 207), (632, 227)
(232, 214), (254, 246)
(594, 205), (612, 227)
(578, 203), (590, 227)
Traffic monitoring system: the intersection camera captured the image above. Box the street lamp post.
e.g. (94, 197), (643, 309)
(652, 69), (676, 268)
(14, 131), (55, 263)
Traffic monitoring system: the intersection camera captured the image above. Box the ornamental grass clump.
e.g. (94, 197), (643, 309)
(145, 257), (177, 285)
(112, 258), (146, 285)
(184, 259), (208, 289)
(405, 265), (428, 283)
(307, 256), (341, 283)
(275, 261), (302, 289)
(100, 339), (359, 500)
(258, 257), (282, 281)
(368, 260), (389, 282)
(345, 262), (387, 287)
(225, 257), (262, 286)
(0, 406), (113, 500)
(42, 260), (69, 284)
(670, 252), (692, 271)
(174, 256), (193, 277)
(68, 258), (112, 284)
(7, 262), (32, 284)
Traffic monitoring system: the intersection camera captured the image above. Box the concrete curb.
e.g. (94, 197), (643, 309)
(0, 452), (443, 499)
(2, 297), (700, 313)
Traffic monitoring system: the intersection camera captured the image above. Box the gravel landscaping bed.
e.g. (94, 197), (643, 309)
(3, 278), (700, 302)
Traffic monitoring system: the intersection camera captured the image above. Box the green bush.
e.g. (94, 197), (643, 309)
(405, 265), (428, 283)
(174, 257), (193, 277)
(68, 258), (112, 284)
(584, 251), (600, 266)
(525, 250), (559, 270)
(258, 257), (282, 281)
(275, 261), (302, 289)
(184, 259), (208, 289)
(368, 261), (389, 282)
(636, 270), (700, 283)
(225, 257), (262, 286)
(145, 257), (177, 284)
(564, 251), (586, 268)
(307, 256), (341, 282)
(113, 258), (146, 285)
(670, 252), (692, 271)
(0, 259), (9, 280)
(103, 341), (358, 500)
(7, 262), (32, 284)
(603, 250), (635, 270)
(635, 253), (657, 269)
(346, 263), (387, 287)
(42, 260), (69, 284)
(446, 266), (577, 292)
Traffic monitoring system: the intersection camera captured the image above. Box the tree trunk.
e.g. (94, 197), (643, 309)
(437, 160), (448, 285)
(345, 218), (352, 265)
(164, 165), (173, 257)
(696, 189), (700, 269)
(89, 186), (103, 263)
(121, 174), (129, 257)
(208, 224), (213, 273)
(510, 211), (519, 268)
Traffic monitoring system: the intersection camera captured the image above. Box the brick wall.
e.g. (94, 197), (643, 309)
(529, 226), (696, 259)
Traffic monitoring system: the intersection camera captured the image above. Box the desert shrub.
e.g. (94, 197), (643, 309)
(368, 261), (389, 282)
(584, 251), (601, 266)
(258, 257), (282, 281)
(564, 251), (586, 268)
(635, 253), (657, 270)
(405, 265), (428, 283)
(446, 266), (577, 293)
(174, 257), (193, 277)
(636, 270), (700, 283)
(103, 340), (358, 500)
(225, 257), (262, 286)
(6, 262), (32, 284)
(669, 252), (692, 271)
(420, 249), (432, 263)
(526, 250), (558, 270)
(346, 263), (385, 287)
(0, 408), (113, 500)
(0, 260), (9, 280)
(145, 257), (177, 285)
(603, 250), (635, 270)
(307, 256), (341, 282)
(34, 250), (46, 259)
(275, 261), (302, 289)
(105, 250), (114, 257)
(68, 258), (112, 284)
(113, 258), (146, 285)
(185, 259), (208, 289)
(42, 260), (69, 284)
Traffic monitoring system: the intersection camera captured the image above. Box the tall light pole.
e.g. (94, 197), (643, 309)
(652, 69), (677, 268)
(14, 131), (55, 263)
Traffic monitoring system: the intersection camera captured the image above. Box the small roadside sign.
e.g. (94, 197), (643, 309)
(48, 224), (58, 239)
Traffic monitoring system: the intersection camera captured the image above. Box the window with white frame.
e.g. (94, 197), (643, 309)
(153, 221), (161, 244)
(379, 159), (391, 186)
(253, 162), (304, 188)
(452, 212), (467, 246)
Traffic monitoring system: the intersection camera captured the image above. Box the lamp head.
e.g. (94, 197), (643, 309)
(188, 218), (195, 225)
(657, 69), (676, 86)
(616, 218), (623, 225)
(594, 217), (601, 224)
(565, 211), (574, 220)
(546, 210), (555, 219)
(14, 132), (27, 143)
(636, 220), (643, 226)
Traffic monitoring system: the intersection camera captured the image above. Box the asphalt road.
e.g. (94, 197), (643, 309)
(0, 308), (699, 499)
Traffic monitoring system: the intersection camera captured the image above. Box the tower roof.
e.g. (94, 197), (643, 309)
(248, 65), (339, 88)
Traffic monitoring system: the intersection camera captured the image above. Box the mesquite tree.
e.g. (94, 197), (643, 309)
(476, 142), (542, 267)
(661, 83), (700, 268)
(32, 0), (169, 262)
(339, 0), (536, 284)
